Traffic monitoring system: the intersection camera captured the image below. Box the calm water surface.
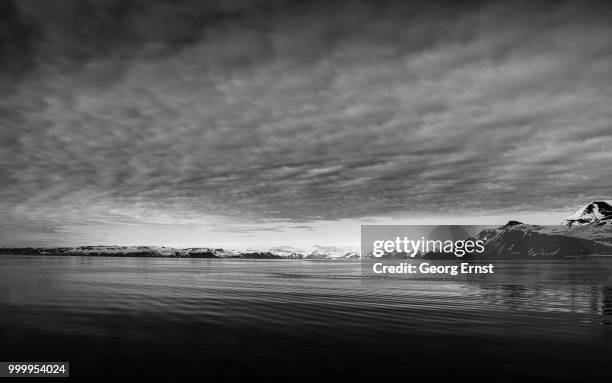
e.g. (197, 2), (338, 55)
(1, 256), (611, 380)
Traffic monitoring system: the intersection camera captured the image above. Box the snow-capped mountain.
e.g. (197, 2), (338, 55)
(284, 252), (305, 259)
(303, 249), (330, 259)
(473, 222), (611, 258)
(4, 201), (611, 259)
(470, 201), (612, 258)
(343, 251), (360, 260)
(562, 201), (612, 227)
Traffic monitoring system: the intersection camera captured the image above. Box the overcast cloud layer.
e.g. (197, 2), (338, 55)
(1, 0), (612, 246)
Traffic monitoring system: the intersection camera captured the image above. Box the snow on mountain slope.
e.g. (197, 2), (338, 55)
(562, 201), (612, 227)
(472, 201), (612, 258)
(474, 222), (612, 257)
(303, 249), (330, 259)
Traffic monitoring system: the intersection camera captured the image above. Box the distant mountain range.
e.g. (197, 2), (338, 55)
(0, 245), (336, 259)
(2, 201), (611, 259)
(0, 245), (363, 259)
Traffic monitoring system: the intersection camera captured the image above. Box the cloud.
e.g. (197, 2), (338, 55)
(1, 0), (612, 245)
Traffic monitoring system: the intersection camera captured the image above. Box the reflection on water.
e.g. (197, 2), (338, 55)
(1, 256), (611, 379)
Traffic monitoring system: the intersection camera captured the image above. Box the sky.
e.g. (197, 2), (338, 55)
(1, 0), (611, 249)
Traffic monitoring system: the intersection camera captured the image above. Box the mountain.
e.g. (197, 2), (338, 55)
(473, 222), (611, 258)
(284, 252), (305, 259)
(61, 246), (186, 257)
(361, 250), (412, 260)
(303, 249), (330, 259)
(0, 246), (326, 259)
(3, 202), (611, 259)
(343, 251), (360, 260)
(237, 252), (282, 259)
(562, 201), (612, 227)
(0, 246), (277, 258)
(472, 202), (612, 258)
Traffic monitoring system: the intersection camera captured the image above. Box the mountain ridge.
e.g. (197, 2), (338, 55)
(2, 202), (612, 259)
(562, 201), (612, 227)
(0, 246), (355, 259)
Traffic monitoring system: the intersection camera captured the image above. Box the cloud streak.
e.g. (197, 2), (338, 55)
(1, 0), (612, 245)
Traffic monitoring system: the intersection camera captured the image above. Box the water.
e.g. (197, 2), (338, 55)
(1, 256), (612, 380)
